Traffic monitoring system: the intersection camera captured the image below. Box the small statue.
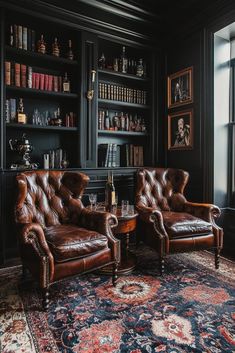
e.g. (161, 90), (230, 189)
(52, 37), (60, 57)
(66, 40), (74, 60)
(37, 34), (46, 54)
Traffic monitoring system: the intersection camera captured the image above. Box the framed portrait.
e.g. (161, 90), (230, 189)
(167, 66), (193, 109)
(168, 109), (193, 150)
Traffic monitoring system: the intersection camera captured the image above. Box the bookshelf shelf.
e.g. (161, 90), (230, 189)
(98, 99), (150, 109)
(6, 123), (77, 132)
(98, 69), (150, 82)
(6, 46), (78, 66)
(98, 130), (148, 136)
(6, 86), (78, 99)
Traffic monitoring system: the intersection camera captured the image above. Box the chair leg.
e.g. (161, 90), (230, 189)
(215, 248), (220, 269)
(42, 287), (50, 311)
(159, 256), (165, 275)
(112, 262), (118, 286)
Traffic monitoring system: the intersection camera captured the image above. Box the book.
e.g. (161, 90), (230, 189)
(98, 144), (109, 167)
(53, 76), (58, 92)
(15, 63), (21, 87)
(5, 100), (10, 123)
(5, 61), (11, 85)
(18, 25), (22, 49)
(31, 30), (36, 51)
(27, 28), (32, 51)
(20, 64), (27, 87)
(32, 72), (36, 89)
(10, 62), (15, 86)
(48, 75), (53, 91)
(22, 27), (27, 50)
(10, 98), (16, 122)
(27, 66), (32, 88)
(39, 73), (45, 90)
(44, 74), (49, 90)
(35, 73), (40, 89)
(14, 24), (18, 48)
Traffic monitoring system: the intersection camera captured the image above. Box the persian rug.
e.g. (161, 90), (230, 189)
(0, 248), (235, 353)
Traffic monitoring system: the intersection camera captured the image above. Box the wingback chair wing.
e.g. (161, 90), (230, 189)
(135, 168), (223, 274)
(15, 170), (120, 310)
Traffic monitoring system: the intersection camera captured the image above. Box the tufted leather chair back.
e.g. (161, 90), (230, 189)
(15, 171), (89, 227)
(136, 168), (189, 211)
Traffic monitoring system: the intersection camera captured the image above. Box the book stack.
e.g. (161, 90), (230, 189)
(98, 82), (147, 105)
(9, 24), (36, 51)
(44, 148), (64, 169)
(5, 98), (17, 122)
(98, 143), (120, 168)
(120, 144), (144, 167)
(5, 61), (65, 92)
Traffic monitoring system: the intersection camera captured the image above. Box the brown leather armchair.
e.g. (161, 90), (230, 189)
(15, 170), (120, 310)
(136, 168), (223, 274)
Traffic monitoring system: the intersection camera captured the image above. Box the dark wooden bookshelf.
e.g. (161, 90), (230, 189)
(98, 98), (150, 109)
(6, 86), (78, 99)
(5, 46), (78, 66)
(6, 123), (77, 132)
(98, 69), (150, 82)
(98, 130), (148, 136)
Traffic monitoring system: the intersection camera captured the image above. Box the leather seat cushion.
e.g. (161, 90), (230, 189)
(45, 225), (109, 263)
(162, 211), (213, 238)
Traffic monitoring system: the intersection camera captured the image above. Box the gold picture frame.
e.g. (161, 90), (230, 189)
(168, 109), (193, 150)
(167, 66), (193, 109)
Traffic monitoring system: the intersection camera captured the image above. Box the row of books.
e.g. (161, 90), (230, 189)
(98, 82), (147, 105)
(9, 24), (36, 51)
(5, 61), (67, 92)
(98, 143), (144, 168)
(43, 149), (66, 169)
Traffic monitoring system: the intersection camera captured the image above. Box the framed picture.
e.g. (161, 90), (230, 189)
(167, 66), (193, 108)
(168, 109), (193, 150)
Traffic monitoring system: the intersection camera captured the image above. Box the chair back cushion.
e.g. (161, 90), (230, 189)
(136, 168), (189, 211)
(15, 171), (89, 227)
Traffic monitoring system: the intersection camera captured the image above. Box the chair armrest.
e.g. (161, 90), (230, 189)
(184, 201), (221, 223)
(19, 223), (54, 282)
(79, 208), (120, 263)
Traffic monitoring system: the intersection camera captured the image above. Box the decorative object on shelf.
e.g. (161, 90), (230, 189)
(43, 153), (50, 169)
(136, 58), (144, 77)
(98, 52), (106, 69)
(60, 151), (69, 168)
(113, 58), (119, 72)
(9, 133), (38, 169)
(86, 69), (96, 100)
(119, 46), (128, 73)
(17, 98), (27, 124)
(37, 34), (46, 54)
(66, 39), (74, 60)
(62, 72), (71, 93)
(49, 108), (62, 126)
(52, 37), (60, 57)
(168, 109), (193, 150)
(167, 66), (193, 108)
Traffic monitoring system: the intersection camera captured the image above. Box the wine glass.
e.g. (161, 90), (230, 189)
(89, 193), (97, 210)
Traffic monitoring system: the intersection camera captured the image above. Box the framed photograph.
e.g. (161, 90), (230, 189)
(167, 66), (193, 108)
(168, 109), (193, 150)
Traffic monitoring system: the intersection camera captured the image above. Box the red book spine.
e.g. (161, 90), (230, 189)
(15, 63), (21, 87)
(48, 75), (53, 91)
(44, 74), (49, 90)
(5, 61), (11, 85)
(39, 73), (45, 90)
(35, 73), (40, 89)
(20, 64), (27, 88)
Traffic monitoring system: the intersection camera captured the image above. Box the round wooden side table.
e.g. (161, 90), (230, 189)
(113, 207), (138, 274)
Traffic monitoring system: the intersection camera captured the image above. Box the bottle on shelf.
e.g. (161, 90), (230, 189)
(17, 98), (27, 124)
(125, 113), (129, 131)
(105, 171), (116, 212)
(136, 58), (144, 77)
(37, 34), (46, 54)
(52, 37), (60, 57)
(104, 110), (110, 130)
(113, 112), (119, 131)
(66, 39), (74, 60)
(113, 58), (119, 72)
(98, 53), (106, 69)
(120, 112), (125, 131)
(63, 72), (71, 93)
(119, 46), (128, 73)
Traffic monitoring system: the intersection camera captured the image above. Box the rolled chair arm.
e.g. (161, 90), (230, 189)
(184, 201), (221, 223)
(79, 208), (120, 263)
(19, 223), (54, 282)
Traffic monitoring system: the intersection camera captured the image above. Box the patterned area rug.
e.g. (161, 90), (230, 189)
(0, 247), (235, 353)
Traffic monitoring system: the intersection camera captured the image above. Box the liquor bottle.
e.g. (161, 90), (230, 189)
(120, 112), (125, 131)
(104, 110), (110, 130)
(63, 72), (70, 93)
(113, 58), (119, 72)
(113, 112), (119, 131)
(98, 53), (106, 69)
(52, 37), (60, 57)
(17, 98), (27, 124)
(37, 34), (46, 54)
(136, 58), (144, 77)
(119, 46), (128, 73)
(67, 40), (74, 60)
(105, 171), (116, 212)
(125, 113), (129, 131)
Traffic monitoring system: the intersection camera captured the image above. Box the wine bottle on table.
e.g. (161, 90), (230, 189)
(105, 171), (116, 212)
